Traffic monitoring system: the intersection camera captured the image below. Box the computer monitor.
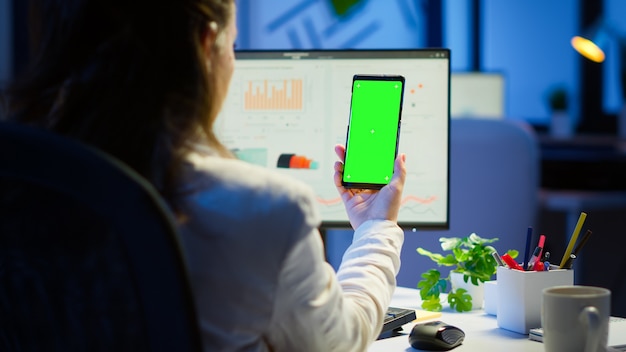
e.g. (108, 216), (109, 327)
(450, 72), (505, 119)
(215, 49), (450, 230)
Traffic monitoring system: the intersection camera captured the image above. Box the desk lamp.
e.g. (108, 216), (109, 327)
(571, 20), (626, 138)
(572, 26), (608, 63)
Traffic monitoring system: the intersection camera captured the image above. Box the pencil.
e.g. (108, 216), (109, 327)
(572, 229), (592, 256)
(559, 212), (587, 268)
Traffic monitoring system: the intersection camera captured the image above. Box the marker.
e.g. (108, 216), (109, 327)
(559, 212), (587, 268)
(492, 251), (505, 267)
(276, 154), (319, 169)
(562, 230), (592, 270)
(501, 253), (524, 271)
(563, 254), (577, 270)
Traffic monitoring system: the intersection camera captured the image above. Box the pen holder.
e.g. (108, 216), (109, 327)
(496, 266), (573, 334)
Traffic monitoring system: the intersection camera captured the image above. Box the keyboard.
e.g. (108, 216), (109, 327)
(379, 306), (417, 338)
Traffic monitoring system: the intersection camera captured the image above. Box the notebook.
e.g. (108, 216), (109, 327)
(529, 316), (626, 351)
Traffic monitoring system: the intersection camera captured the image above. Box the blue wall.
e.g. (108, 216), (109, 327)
(480, 0), (579, 125)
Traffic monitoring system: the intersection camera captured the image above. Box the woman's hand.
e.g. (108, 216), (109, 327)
(333, 144), (407, 229)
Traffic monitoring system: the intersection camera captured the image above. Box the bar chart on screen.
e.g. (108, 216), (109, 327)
(243, 79), (304, 111)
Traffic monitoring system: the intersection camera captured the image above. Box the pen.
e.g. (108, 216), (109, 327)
(559, 212), (587, 268)
(527, 247), (541, 270)
(523, 227), (533, 270)
(527, 234), (545, 270)
(501, 253), (524, 271)
(533, 235), (546, 265)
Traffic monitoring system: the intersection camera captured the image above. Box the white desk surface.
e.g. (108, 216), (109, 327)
(369, 286), (626, 352)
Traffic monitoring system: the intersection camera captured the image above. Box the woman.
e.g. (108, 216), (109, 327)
(3, 0), (407, 351)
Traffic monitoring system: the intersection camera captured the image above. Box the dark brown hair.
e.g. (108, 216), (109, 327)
(3, 0), (234, 212)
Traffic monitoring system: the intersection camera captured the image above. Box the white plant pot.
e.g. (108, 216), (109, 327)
(449, 271), (484, 310)
(550, 111), (572, 138)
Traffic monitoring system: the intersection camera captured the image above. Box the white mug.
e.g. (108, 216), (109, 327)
(542, 285), (611, 352)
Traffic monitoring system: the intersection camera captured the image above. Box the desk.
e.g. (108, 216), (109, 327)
(369, 287), (625, 351)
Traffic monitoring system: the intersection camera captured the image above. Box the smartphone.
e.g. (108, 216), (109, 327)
(342, 74), (405, 189)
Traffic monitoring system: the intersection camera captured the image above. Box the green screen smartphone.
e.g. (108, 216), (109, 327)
(342, 74), (405, 189)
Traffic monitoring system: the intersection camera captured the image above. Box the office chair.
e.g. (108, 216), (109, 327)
(0, 122), (202, 351)
(397, 118), (540, 287)
(325, 118), (540, 288)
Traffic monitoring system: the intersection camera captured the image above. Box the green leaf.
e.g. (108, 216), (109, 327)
(417, 248), (445, 264)
(448, 288), (473, 312)
(417, 269), (447, 300)
(468, 233), (498, 245)
(484, 245), (497, 255)
(440, 237), (462, 251)
(453, 247), (468, 262)
(438, 254), (458, 266)
(506, 249), (519, 259)
(421, 296), (443, 312)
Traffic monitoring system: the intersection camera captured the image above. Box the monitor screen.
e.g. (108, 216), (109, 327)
(215, 49), (450, 230)
(450, 72), (505, 119)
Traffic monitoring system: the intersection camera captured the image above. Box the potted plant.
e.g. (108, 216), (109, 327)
(416, 233), (518, 312)
(546, 86), (571, 137)
(548, 87), (568, 112)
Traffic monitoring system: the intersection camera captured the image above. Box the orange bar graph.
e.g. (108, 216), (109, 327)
(244, 79), (303, 111)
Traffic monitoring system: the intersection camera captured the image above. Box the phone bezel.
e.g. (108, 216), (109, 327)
(342, 74), (405, 190)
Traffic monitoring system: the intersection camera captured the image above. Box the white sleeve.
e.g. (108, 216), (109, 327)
(266, 220), (404, 352)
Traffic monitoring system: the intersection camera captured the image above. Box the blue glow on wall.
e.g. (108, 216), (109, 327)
(237, 0), (425, 49)
(481, 0), (579, 124)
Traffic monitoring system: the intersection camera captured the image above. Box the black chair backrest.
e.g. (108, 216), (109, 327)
(0, 122), (202, 352)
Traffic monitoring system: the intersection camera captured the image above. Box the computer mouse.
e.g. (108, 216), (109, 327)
(408, 321), (465, 351)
